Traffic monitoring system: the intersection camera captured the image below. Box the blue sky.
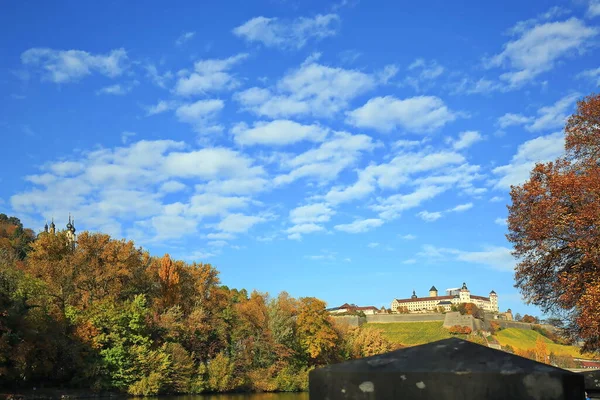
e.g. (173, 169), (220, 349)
(2, 0), (600, 317)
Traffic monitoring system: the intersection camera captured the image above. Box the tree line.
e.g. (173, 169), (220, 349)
(0, 217), (394, 395)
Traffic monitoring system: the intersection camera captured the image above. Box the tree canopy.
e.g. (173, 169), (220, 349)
(0, 216), (393, 394)
(507, 93), (600, 353)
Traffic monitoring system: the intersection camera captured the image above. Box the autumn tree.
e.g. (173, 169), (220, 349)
(534, 336), (549, 364)
(507, 94), (600, 352)
(296, 297), (340, 366)
(521, 315), (537, 324)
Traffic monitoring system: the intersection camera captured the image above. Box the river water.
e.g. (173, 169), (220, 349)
(134, 393), (309, 400)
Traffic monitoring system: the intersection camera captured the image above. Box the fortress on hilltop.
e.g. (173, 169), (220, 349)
(391, 282), (499, 313)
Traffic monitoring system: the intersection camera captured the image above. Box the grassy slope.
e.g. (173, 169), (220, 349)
(365, 321), (458, 346)
(493, 328), (590, 358)
(366, 322), (594, 359)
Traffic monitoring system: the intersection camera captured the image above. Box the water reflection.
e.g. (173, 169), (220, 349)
(129, 393), (308, 400)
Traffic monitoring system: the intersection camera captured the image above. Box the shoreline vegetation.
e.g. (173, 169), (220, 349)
(0, 214), (397, 396)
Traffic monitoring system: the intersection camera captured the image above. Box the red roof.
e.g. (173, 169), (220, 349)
(581, 361), (600, 368)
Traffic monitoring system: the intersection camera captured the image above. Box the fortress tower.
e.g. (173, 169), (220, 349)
(489, 290), (499, 312)
(429, 286), (438, 297)
(459, 282), (471, 303)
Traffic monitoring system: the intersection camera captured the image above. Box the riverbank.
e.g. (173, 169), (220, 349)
(0, 389), (124, 400)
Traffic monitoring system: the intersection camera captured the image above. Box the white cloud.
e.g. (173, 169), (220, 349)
(324, 147), (471, 207)
(183, 250), (216, 261)
(274, 131), (376, 186)
(96, 84), (131, 96)
(418, 244), (515, 271)
(367, 242), (380, 248)
(208, 240), (227, 247)
(497, 113), (533, 128)
(286, 223), (324, 240)
(496, 93), (579, 132)
(486, 18), (597, 87)
(206, 232), (235, 240)
(233, 14), (340, 49)
(175, 53), (248, 96)
(489, 196), (503, 202)
(289, 203), (334, 224)
(145, 64), (173, 88)
(587, 0), (600, 18)
(495, 217), (507, 226)
(492, 131), (564, 189)
(577, 67), (600, 86)
(404, 58), (444, 91)
(402, 259), (416, 264)
(400, 234), (416, 240)
(21, 47), (128, 83)
(175, 99), (224, 133)
(451, 131), (482, 150)
(346, 96), (458, 133)
(417, 210), (442, 222)
(455, 246), (515, 271)
(216, 213), (265, 233)
(176, 31), (196, 46)
(121, 131), (137, 144)
(235, 60), (382, 118)
(372, 185), (448, 220)
(334, 218), (383, 233)
(10, 138), (275, 244)
(159, 181), (186, 193)
(232, 120), (328, 146)
(448, 202), (473, 212)
(163, 147), (264, 179)
(146, 100), (177, 116)
(526, 92), (580, 132)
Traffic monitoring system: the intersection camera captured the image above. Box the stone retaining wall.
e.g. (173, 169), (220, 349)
(366, 313), (445, 323)
(443, 312), (474, 331)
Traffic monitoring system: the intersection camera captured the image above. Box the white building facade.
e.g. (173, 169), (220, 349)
(391, 283), (498, 313)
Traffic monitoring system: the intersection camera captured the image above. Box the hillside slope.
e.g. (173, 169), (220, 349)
(493, 328), (591, 358)
(365, 321), (457, 346)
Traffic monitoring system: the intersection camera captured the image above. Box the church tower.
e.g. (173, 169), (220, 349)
(65, 214), (77, 247)
(49, 218), (56, 234)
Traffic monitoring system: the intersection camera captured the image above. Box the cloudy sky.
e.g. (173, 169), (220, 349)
(2, 0), (599, 316)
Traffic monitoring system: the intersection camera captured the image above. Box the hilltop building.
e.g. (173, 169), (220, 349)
(391, 282), (499, 313)
(40, 214), (77, 247)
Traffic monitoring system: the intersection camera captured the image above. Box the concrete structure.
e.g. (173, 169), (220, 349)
(309, 337), (585, 400)
(391, 282), (499, 313)
(328, 303), (379, 315)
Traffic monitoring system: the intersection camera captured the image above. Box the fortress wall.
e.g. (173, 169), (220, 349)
(366, 313), (445, 323)
(497, 320), (533, 330)
(331, 315), (366, 327)
(443, 312), (474, 331)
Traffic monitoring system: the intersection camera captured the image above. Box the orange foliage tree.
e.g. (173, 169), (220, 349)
(507, 93), (600, 352)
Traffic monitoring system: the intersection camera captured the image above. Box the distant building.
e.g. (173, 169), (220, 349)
(328, 303), (379, 315)
(40, 214), (77, 247)
(391, 282), (499, 313)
